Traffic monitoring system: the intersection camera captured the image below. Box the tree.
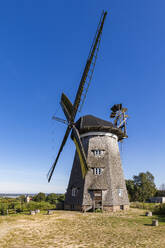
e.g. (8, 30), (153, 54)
(0, 203), (8, 215)
(46, 193), (57, 204)
(155, 190), (165, 197)
(18, 195), (26, 203)
(56, 194), (65, 203)
(33, 192), (46, 202)
(126, 180), (136, 202)
(126, 171), (157, 202)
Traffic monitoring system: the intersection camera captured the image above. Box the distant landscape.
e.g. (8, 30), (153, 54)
(0, 193), (36, 198)
(0, 193), (63, 198)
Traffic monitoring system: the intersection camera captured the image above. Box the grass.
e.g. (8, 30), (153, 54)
(0, 209), (165, 247)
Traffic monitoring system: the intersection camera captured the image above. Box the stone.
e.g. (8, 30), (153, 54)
(47, 210), (54, 215)
(30, 211), (35, 215)
(35, 209), (40, 214)
(146, 211), (152, 216)
(152, 220), (159, 226)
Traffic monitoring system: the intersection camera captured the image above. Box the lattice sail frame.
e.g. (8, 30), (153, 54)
(110, 104), (129, 138)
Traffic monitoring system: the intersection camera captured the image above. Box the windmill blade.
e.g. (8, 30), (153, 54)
(72, 126), (88, 178)
(52, 116), (68, 125)
(60, 93), (73, 122)
(72, 11), (107, 120)
(47, 126), (71, 182)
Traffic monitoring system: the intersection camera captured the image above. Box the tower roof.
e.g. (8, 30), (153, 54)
(75, 115), (126, 140)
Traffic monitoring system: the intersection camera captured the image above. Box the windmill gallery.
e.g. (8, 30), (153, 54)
(47, 11), (129, 212)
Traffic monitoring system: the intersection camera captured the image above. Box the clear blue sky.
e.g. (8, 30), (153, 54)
(0, 0), (164, 193)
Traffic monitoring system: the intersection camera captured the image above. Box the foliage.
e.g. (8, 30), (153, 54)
(0, 196), (56, 215)
(38, 201), (55, 210)
(0, 202), (8, 215)
(95, 208), (102, 213)
(131, 202), (165, 215)
(126, 180), (136, 202)
(33, 192), (46, 202)
(46, 193), (57, 204)
(18, 195), (26, 203)
(130, 202), (158, 211)
(153, 203), (165, 215)
(126, 171), (157, 202)
(26, 201), (55, 211)
(56, 194), (65, 202)
(0, 192), (64, 215)
(155, 190), (165, 197)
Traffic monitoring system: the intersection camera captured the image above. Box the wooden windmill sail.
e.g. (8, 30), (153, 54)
(47, 11), (107, 182)
(48, 11), (130, 212)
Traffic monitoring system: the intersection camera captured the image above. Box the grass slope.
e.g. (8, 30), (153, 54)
(0, 209), (165, 248)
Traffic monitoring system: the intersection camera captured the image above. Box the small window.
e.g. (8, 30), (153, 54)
(118, 189), (123, 197)
(120, 205), (124, 210)
(92, 150), (105, 156)
(72, 187), (77, 197)
(93, 168), (103, 175)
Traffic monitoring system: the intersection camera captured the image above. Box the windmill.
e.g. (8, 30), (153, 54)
(48, 11), (130, 212)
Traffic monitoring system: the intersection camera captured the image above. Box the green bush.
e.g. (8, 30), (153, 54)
(37, 201), (55, 210)
(33, 192), (46, 202)
(0, 194), (57, 214)
(130, 202), (158, 211)
(131, 202), (165, 215)
(0, 203), (8, 215)
(26, 201), (55, 211)
(46, 193), (57, 204)
(95, 208), (102, 213)
(153, 203), (165, 215)
(26, 201), (39, 211)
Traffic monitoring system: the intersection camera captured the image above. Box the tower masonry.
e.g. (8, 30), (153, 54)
(64, 115), (129, 212)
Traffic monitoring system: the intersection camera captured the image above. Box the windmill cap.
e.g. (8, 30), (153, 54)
(74, 115), (126, 140)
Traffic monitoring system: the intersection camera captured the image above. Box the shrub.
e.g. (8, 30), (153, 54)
(26, 201), (55, 211)
(37, 201), (55, 210)
(153, 203), (165, 215)
(46, 193), (57, 204)
(95, 208), (102, 213)
(0, 203), (8, 215)
(130, 202), (158, 211)
(26, 201), (39, 211)
(130, 202), (165, 215)
(33, 192), (46, 202)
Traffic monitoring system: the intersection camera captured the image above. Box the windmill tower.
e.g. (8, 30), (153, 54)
(47, 11), (129, 212)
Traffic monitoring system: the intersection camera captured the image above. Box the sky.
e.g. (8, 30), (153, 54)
(0, 0), (165, 193)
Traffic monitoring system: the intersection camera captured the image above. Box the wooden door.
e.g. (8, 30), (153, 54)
(93, 190), (102, 209)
